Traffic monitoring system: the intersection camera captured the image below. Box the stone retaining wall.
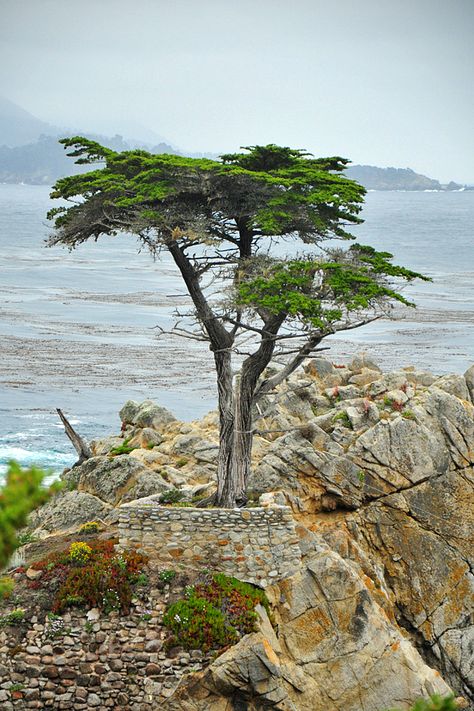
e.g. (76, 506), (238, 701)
(0, 597), (209, 710)
(118, 505), (302, 587)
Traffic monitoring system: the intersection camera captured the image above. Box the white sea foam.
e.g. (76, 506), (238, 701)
(7, 431), (43, 441)
(0, 446), (74, 484)
(0, 446), (40, 461)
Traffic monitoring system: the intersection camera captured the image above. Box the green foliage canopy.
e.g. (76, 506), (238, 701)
(0, 461), (60, 571)
(236, 244), (427, 331)
(48, 140), (429, 338)
(48, 140), (366, 248)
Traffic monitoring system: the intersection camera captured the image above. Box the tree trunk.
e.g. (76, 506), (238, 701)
(215, 313), (285, 507)
(214, 349), (235, 504)
(228, 379), (254, 505)
(166, 240), (237, 505)
(165, 240), (286, 509)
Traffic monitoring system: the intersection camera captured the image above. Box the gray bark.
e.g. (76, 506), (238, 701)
(218, 313), (286, 507)
(214, 349), (235, 503)
(56, 408), (92, 465)
(165, 238), (319, 508)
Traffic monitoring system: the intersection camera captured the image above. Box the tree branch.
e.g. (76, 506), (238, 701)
(254, 313), (382, 399)
(166, 240), (233, 352)
(254, 331), (324, 399)
(153, 324), (209, 342)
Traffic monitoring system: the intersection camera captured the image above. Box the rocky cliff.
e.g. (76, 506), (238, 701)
(11, 356), (474, 709)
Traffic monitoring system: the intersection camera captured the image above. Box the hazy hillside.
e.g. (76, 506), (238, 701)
(0, 134), (176, 185)
(345, 164), (463, 191)
(0, 98), (465, 188)
(0, 96), (61, 147)
(0, 98), (177, 185)
(0, 97), (177, 184)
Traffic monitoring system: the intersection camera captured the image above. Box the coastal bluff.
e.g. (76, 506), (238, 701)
(2, 355), (473, 710)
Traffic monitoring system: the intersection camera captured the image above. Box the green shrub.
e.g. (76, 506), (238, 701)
(159, 570), (176, 584)
(78, 521), (100, 534)
(0, 608), (25, 626)
(164, 595), (236, 650)
(402, 409), (416, 420)
(175, 457), (188, 468)
(387, 695), (458, 711)
(109, 438), (137, 456)
(163, 573), (271, 652)
(0, 461), (61, 570)
(159, 489), (185, 505)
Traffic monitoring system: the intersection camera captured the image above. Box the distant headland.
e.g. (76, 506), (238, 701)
(0, 96), (471, 189)
(344, 164), (467, 191)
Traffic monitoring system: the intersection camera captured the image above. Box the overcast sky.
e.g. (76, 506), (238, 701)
(1, 0), (473, 181)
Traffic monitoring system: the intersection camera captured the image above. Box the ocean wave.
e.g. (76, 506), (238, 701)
(6, 431), (43, 441)
(0, 446), (74, 479)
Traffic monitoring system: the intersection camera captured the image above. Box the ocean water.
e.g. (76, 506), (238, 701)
(0, 184), (473, 480)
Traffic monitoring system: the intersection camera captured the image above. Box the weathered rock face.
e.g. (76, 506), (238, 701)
(161, 530), (452, 711)
(28, 490), (112, 536)
(74, 455), (169, 505)
(246, 358), (474, 704)
(341, 472), (474, 704)
(119, 399), (177, 430)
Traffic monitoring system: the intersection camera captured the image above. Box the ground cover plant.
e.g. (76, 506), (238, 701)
(388, 695), (458, 711)
(11, 538), (148, 614)
(78, 520), (100, 534)
(0, 608), (25, 627)
(163, 572), (270, 652)
(109, 437), (137, 456)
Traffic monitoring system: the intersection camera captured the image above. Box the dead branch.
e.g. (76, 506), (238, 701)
(56, 408), (92, 465)
(153, 324), (208, 342)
